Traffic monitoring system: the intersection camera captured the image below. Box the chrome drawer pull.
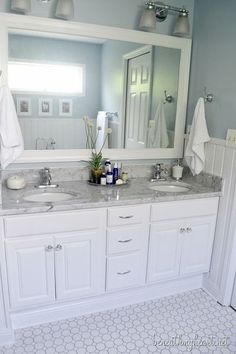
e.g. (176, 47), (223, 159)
(180, 228), (185, 233)
(55, 244), (63, 251)
(118, 239), (132, 243)
(45, 245), (53, 252)
(119, 215), (134, 219)
(117, 270), (131, 275)
(186, 227), (192, 233)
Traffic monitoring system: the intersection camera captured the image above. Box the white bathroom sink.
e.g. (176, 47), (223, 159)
(23, 192), (76, 203)
(149, 182), (191, 193)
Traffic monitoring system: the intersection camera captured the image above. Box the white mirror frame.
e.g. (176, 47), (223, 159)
(0, 13), (192, 164)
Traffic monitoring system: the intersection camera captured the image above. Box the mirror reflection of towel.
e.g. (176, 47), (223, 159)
(147, 101), (169, 148)
(0, 86), (24, 169)
(96, 111), (108, 151)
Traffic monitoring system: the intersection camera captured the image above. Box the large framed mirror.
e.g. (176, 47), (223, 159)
(0, 13), (191, 163)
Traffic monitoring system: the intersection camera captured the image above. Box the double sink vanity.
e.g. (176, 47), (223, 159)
(0, 165), (221, 343)
(0, 11), (223, 346)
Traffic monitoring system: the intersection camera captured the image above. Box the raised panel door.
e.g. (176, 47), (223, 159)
(55, 230), (106, 300)
(147, 222), (182, 282)
(5, 237), (55, 309)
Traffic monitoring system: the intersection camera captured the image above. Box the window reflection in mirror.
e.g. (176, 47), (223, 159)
(8, 33), (180, 151)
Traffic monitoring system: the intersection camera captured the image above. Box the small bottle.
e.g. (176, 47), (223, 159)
(100, 173), (106, 185)
(106, 165), (113, 185)
(113, 162), (119, 184)
(104, 160), (111, 174)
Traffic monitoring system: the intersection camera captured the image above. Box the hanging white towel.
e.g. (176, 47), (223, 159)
(0, 86), (24, 169)
(96, 111), (108, 151)
(147, 101), (169, 148)
(184, 97), (210, 175)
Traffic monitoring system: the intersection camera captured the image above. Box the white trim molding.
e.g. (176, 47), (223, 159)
(0, 13), (192, 164)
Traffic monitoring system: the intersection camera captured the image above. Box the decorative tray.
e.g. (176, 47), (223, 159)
(87, 180), (128, 187)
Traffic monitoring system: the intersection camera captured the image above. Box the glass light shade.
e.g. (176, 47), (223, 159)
(173, 13), (190, 37)
(139, 8), (156, 31)
(11, 0), (31, 13)
(55, 0), (74, 20)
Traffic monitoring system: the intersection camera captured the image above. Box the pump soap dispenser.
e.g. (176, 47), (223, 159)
(172, 160), (183, 181)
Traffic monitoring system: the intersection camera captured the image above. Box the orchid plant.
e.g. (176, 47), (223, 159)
(83, 116), (112, 170)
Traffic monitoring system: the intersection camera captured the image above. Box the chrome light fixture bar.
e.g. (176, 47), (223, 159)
(139, 1), (190, 36)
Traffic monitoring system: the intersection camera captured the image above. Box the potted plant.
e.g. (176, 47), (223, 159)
(83, 116), (112, 184)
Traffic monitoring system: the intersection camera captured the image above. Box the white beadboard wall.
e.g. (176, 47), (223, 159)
(19, 118), (97, 150)
(203, 138), (236, 306)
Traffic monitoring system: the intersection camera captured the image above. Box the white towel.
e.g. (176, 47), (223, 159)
(0, 86), (24, 169)
(96, 111), (108, 151)
(184, 97), (210, 175)
(147, 101), (169, 148)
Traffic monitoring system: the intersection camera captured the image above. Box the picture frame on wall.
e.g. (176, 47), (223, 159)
(59, 99), (73, 117)
(39, 98), (53, 116)
(16, 97), (32, 116)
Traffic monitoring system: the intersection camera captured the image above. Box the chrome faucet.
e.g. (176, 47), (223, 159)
(41, 168), (52, 185)
(150, 163), (166, 182)
(37, 168), (58, 188)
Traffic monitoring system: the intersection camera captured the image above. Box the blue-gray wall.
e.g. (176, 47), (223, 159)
(188, 0), (236, 139)
(0, 0), (194, 36)
(9, 34), (102, 119)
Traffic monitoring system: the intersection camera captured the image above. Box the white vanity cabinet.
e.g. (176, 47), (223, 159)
(106, 205), (150, 291)
(4, 209), (106, 309)
(147, 198), (219, 283)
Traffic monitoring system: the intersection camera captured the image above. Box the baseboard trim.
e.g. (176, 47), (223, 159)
(11, 275), (203, 329)
(0, 330), (15, 346)
(202, 273), (221, 302)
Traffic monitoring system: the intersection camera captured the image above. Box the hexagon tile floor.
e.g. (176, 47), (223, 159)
(0, 289), (235, 354)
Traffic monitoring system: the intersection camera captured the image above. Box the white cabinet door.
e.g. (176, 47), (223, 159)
(147, 222), (182, 282)
(6, 237), (55, 309)
(180, 216), (216, 276)
(55, 230), (106, 300)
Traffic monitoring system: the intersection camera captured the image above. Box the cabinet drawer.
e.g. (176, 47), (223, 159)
(107, 225), (148, 255)
(151, 197), (218, 222)
(4, 209), (106, 237)
(106, 253), (145, 291)
(108, 205), (149, 227)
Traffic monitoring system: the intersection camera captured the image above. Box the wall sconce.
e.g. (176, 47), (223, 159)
(55, 0), (74, 20)
(11, 0), (74, 20)
(139, 1), (190, 36)
(11, 0), (31, 13)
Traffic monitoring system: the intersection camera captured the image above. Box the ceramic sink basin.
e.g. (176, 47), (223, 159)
(23, 191), (76, 203)
(149, 182), (191, 193)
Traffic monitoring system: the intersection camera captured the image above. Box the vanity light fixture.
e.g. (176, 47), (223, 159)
(55, 0), (74, 20)
(139, 1), (190, 36)
(11, 0), (31, 14)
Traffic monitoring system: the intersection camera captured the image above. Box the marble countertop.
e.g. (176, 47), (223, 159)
(0, 174), (222, 216)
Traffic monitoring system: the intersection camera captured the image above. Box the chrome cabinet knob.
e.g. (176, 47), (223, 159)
(55, 244), (62, 251)
(186, 227), (192, 233)
(180, 228), (185, 233)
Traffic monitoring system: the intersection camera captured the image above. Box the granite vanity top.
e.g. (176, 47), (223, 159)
(0, 174), (222, 216)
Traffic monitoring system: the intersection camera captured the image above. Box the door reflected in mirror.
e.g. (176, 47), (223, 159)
(8, 33), (180, 150)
